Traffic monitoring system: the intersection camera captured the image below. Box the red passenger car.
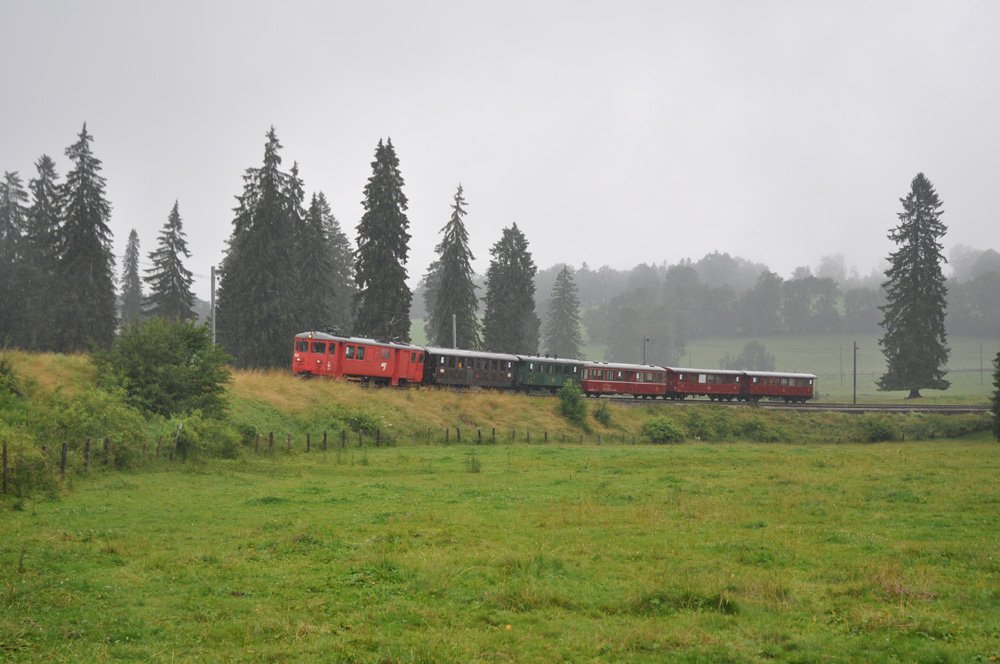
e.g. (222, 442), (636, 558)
(665, 368), (745, 401)
(291, 332), (424, 386)
(744, 371), (816, 403)
(580, 362), (667, 398)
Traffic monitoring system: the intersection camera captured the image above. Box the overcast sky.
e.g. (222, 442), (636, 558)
(3, 0), (999, 300)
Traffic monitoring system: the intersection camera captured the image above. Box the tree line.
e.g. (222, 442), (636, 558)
(0, 126), (978, 397)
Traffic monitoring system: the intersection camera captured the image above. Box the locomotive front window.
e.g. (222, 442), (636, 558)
(311, 341), (326, 353)
(295, 340), (308, 352)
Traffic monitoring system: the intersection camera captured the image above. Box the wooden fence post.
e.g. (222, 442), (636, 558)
(544, 431), (548, 443)
(527, 431), (531, 444)
(357, 431), (362, 448)
(322, 431), (328, 451)
(491, 428), (496, 444)
(60, 442), (68, 480)
(477, 429), (482, 445)
(306, 433), (311, 453)
(254, 433), (260, 453)
(268, 432), (274, 453)
(444, 429), (449, 445)
(456, 428), (461, 444)
(340, 430), (347, 448)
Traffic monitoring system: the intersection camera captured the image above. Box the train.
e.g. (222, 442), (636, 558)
(292, 331), (817, 403)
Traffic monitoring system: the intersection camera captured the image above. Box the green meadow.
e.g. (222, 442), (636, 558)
(3, 441), (999, 662)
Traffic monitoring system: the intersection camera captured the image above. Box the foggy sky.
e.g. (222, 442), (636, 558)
(2, 0), (999, 300)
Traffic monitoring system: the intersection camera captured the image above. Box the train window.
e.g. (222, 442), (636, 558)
(809, 379), (813, 386)
(381, 349), (390, 360)
(310, 341), (326, 353)
(418, 354), (424, 364)
(439, 356), (446, 365)
(782, 378), (789, 386)
(698, 374), (707, 384)
(447, 356), (456, 368)
(573, 366), (578, 373)
(529, 363), (534, 370)
(616, 371), (623, 380)
(357, 347), (366, 360)
(295, 340), (308, 352)
(345, 345), (355, 359)
(411, 352), (416, 364)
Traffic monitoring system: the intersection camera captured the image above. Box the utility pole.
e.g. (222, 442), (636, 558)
(852, 341), (858, 405)
(452, 313), (457, 349)
(643, 337), (650, 364)
(210, 265), (216, 346)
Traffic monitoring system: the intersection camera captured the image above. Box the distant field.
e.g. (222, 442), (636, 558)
(3, 443), (998, 662)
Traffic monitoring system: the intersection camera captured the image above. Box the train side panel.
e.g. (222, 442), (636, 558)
(580, 363), (666, 398)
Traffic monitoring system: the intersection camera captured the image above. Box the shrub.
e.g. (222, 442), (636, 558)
(0, 357), (24, 398)
(642, 417), (686, 444)
(593, 401), (612, 427)
(558, 380), (588, 428)
(95, 318), (231, 418)
(166, 412), (242, 460)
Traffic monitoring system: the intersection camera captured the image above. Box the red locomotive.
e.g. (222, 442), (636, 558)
(292, 332), (424, 386)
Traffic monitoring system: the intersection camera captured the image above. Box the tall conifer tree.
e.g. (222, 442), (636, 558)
(482, 223), (540, 354)
(322, 193), (356, 335)
(425, 185), (480, 348)
(354, 138), (412, 341)
(216, 127), (301, 367)
(120, 229), (144, 326)
(20, 157), (62, 348)
(0, 172), (29, 345)
(144, 201), (195, 320)
(299, 192), (335, 331)
(53, 124), (117, 350)
(542, 265), (582, 359)
(877, 173), (949, 398)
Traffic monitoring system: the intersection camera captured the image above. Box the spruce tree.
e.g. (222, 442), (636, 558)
(299, 192), (335, 330)
(425, 184), (480, 348)
(482, 223), (540, 354)
(144, 201), (195, 320)
(317, 192), (355, 334)
(216, 127), (301, 367)
(877, 173), (949, 398)
(53, 124), (117, 351)
(0, 172), (29, 345)
(120, 229), (144, 326)
(20, 157), (62, 349)
(354, 138), (412, 341)
(543, 265), (582, 358)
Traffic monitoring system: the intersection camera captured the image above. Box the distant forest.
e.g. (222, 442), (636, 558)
(415, 247), (1000, 366)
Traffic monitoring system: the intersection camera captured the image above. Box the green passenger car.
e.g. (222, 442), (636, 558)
(514, 355), (584, 393)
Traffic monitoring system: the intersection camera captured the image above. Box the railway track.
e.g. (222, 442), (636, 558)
(607, 397), (989, 414)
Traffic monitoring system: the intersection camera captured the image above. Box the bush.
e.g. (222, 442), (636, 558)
(558, 380), (588, 428)
(593, 401), (612, 427)
(0, 357), (24, 398)
(95, 318), (231, 418)
(166, 412), (242, 460)
(642, 417), (686, 444)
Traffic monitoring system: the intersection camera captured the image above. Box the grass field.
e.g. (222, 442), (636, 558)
(3, 441), (999, 662)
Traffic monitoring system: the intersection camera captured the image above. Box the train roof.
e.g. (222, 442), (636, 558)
(422, 346), (520, 362)
(744, 370), (817, 379)
(666, 367), (746, 376)
(294, 331), (421, 352)
(582, 360), (665, 371)
(515, 355), (585, 366)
